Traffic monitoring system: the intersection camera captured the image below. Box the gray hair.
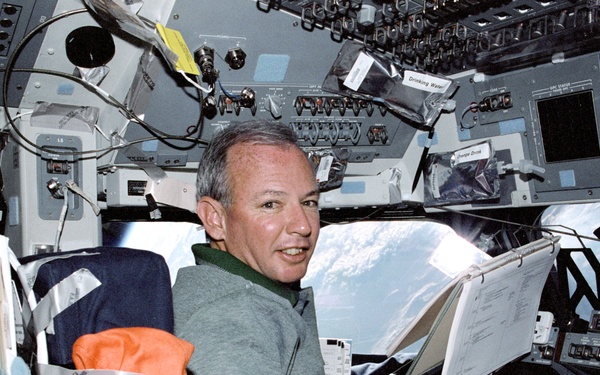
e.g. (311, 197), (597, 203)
(196, 119), (300, 207)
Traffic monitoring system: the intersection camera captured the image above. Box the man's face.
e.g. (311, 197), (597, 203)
(220, 143), (320, 283)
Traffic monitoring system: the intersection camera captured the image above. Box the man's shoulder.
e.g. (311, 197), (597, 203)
(172, 262), (250, 320)
(174, 261), (244, 294)
(173, 262), (297, 309)
(174, 262), (262, 299)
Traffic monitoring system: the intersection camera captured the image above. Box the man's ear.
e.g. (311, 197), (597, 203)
(196, 197), (226, 241)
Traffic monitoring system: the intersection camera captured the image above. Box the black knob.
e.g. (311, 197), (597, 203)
(225, 48), (247, 70)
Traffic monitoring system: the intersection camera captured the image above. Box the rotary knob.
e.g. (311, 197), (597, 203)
(264, 94), (283, 119)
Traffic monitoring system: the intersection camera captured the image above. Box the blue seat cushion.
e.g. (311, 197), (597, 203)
(20, 247), (174, 367)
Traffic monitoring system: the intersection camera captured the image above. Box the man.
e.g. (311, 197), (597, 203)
(173, 119), (326, 375)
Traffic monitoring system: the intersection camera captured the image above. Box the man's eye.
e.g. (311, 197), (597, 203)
(304, 200), (319, 208)
(263, 202), (275, 209)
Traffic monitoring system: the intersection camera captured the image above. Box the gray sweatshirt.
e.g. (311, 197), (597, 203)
(173, 244), (326, 375)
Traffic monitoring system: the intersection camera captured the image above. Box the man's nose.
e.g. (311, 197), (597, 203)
(287, 204), (313, 236)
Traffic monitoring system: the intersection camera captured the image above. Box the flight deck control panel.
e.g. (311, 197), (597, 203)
(451, 52), (600, 206)
(115, 0), (600, 209)
(2, 0), (600, 255)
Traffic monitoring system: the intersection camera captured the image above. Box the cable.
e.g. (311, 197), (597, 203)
(5, 115), (205, 162)
(12, 68), (205, 143)
(1, 110), (33, 131)
(95, 134), (206, 159)
(435, 205), (600, 244)
(459, 102), (479, 130)
(66, 179), (101, 216)
(95, 124), (112, 141)
(2, 8), (89, 153)
(319, 205), (389, 226)
(179, 70), (213, 93)
(184, 75), (206, 138)
(54, 185), (70, 252)
(6, 67), (209, 154)
(3, 8), (210, 157)
(218, 80), (241, 99)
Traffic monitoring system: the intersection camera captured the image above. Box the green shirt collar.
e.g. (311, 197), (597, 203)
(192, 244), (299, 306)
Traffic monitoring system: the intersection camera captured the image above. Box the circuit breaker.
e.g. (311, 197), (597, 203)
(37, 134), (83, 221)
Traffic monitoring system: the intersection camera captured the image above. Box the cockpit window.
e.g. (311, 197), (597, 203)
(106, 219), (488, 355)
(106, 206), (600, 357)
(541, 202), (600, 322)
(305, 220), (489, 354)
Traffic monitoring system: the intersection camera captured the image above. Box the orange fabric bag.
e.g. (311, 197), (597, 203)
(72, 327), (194, 375)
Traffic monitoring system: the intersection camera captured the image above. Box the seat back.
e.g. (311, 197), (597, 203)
(18, 247), (174, 368)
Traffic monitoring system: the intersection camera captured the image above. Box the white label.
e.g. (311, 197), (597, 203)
(403, 71), (452, 93)
(343, 52), (374, 91)
(316, 155), (334, 183)
(533, 311), (554, 344)
(453, 142), (491, 165)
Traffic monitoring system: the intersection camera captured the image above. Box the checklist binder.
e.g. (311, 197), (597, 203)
(386, 236), (560, 375)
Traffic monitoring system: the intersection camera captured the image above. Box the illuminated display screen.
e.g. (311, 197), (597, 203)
(536, 90), (600, 163)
